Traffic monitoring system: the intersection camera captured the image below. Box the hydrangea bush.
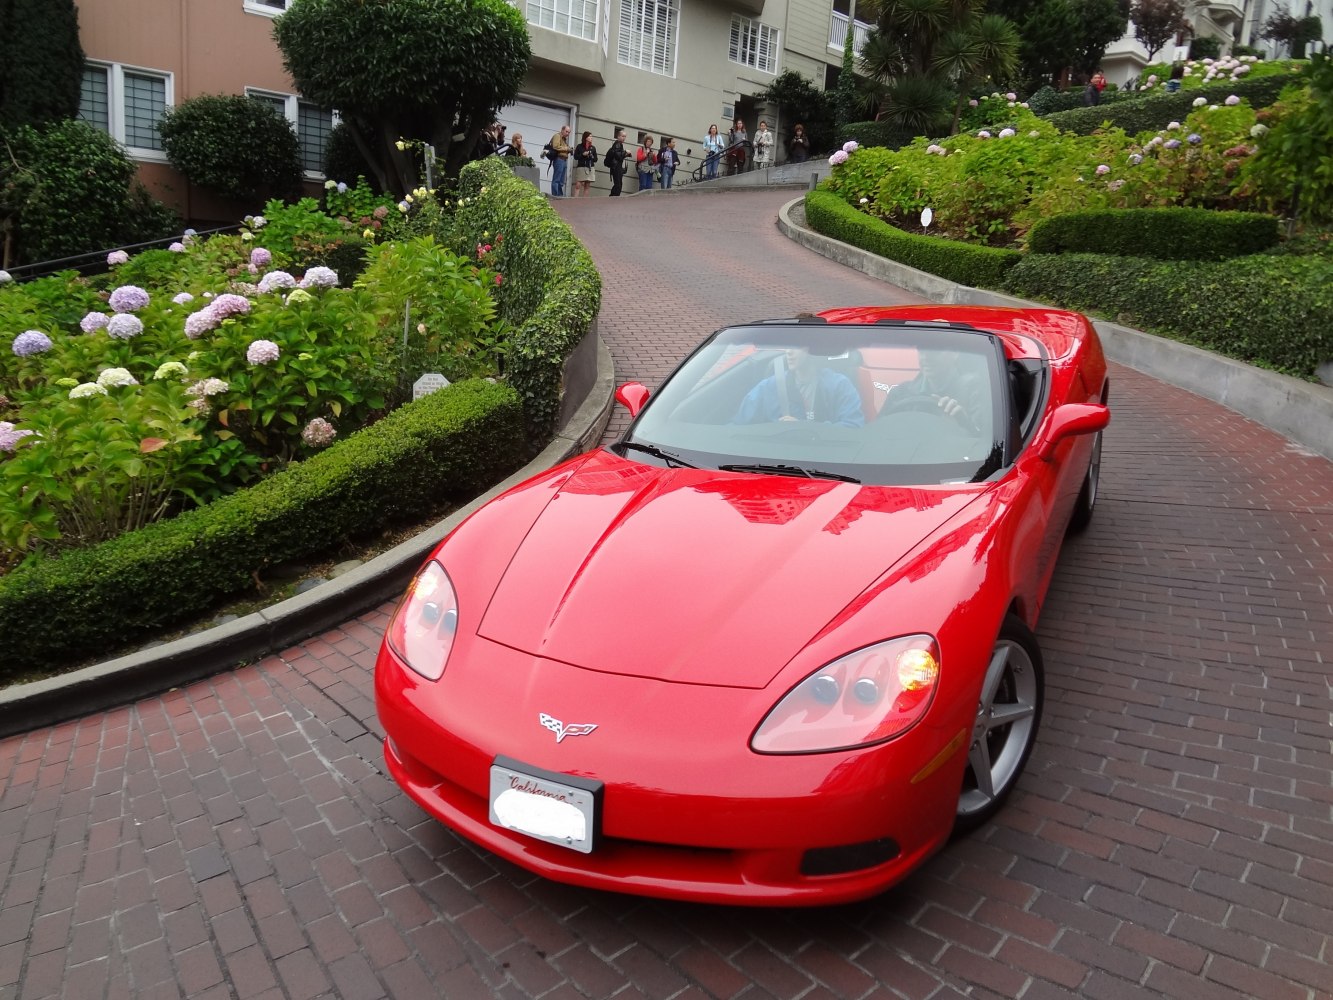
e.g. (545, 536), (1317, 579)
(0, 215), (509, 567)
(824, 101), (1268, 246)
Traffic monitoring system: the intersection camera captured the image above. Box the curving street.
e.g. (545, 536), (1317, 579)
(1, 187), (1331, 1000)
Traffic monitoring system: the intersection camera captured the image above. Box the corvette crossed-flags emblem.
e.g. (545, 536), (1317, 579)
(539, 713), (598, 743)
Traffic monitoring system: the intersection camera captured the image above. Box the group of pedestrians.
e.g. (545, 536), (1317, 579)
(544, 117), (814, 197)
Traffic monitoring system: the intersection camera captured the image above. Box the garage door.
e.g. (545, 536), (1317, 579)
(500, 98), (574, 196)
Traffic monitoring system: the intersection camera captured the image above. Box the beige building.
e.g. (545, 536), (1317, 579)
(76, 0), (870, 212)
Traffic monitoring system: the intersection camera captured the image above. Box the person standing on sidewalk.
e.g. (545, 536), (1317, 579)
(572, 131), (597, 197)
(549, 124), (572, 197)
(658, 138), (680, 189)
(605, 129), (630, 196)
(753, 120), (774, 171)
(636, 135), (658, 191)
(703, 124), (724, 180)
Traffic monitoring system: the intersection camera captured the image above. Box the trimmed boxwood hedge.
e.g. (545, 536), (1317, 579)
(1043, 74), (1294, 136)
(453, 157), (603, 443)
(837, 121), (918, 150)
(805, 188), (1022, 288)
(1004, 252), (1333, 376)
(0, 379), (526, 677)
(1028, 207), (1280, 260)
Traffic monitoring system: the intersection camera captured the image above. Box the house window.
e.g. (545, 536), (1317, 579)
(729, 15), (779, 74)
(528, 0), (599, 41)
(243, 0), (289, 15)
(247, 89), (336, 176)
(618, 0), (678, 76)
(79, 63), (171, 157)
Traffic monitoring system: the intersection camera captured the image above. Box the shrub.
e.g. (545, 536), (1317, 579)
(323, 122), (382, 193)
(0, 378), (527, 675)
(1045, 74), (1293, 135)
(838, 120), (919, 150)
(0, 119), (180, 266)
(1027, 207), (1280, 260)
(0, 0), (83, 129)
(1004, 251), (1333, 376)
(1189, 36), (1222, 61)
(159, 95), (304, 204)
(804, 188), (1022, 288)
(453, 157), (602, 442)
(1240, 54), (1333, 224)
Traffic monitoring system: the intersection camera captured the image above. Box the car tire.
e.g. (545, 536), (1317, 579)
(1066, 429), (1103, 534)
(955, 615), (1045, 832)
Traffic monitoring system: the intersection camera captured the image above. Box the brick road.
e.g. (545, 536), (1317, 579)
(2, 188), (1331, 1000)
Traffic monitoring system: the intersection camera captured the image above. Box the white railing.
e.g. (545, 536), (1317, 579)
(828, 12), (872, 56)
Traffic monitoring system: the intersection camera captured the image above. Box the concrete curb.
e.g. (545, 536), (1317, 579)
(0, 335), (617, 739)
(777, 197), (1333, 463)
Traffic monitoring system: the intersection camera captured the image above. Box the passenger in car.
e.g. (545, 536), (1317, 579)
(735, 348), (865, 427)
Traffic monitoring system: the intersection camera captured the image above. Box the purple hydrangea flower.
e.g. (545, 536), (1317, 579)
(1225, 95), (1241, 106)
(107, 314), (144, 340)
(108, 285), (150, 312)
(258, 271), (297, 294)
(172, 292), (194, 305)
(841, 140), (858, 153)
(12, 330), (52, 356)
(1187, 133), (1202, 145)
(299, 267), (338, 290)
(0, 420), (35, 452)
(250, 247), (272, 268)
(184, 309), (219, 339)
(107, 250), (129, 266)
(1095, 164), (1110, 175)
(828, 150), (849, 166)
(1128, 153), (1143, 165)
(80, 311), (110, 333)
(246, 339), (280, 365)
(1164, 139), (1182, 149)
(999, 128), (1016, 138)
(301, 417), (337, 448)
(209, 293), (251, 320)
(169, 242), (185, 253)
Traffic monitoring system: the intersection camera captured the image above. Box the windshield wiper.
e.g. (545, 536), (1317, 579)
(718, 463), (860, 483)
(620, 442), (697, 468)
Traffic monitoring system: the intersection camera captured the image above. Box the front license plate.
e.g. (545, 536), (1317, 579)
(489, 756), (601, 854)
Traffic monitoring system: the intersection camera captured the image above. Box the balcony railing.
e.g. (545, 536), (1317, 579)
(828, 12), (872, 56)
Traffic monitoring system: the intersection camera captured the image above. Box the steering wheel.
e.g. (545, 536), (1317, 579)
(881, 394), (949, 417)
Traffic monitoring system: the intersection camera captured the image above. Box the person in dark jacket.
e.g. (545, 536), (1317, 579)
(605, 129), (629, 196)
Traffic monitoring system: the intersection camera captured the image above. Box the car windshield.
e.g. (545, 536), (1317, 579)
(618, 322), (1008, 486)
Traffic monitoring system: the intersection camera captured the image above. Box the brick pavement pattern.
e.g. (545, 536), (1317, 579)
(2, 188), (1331, 1000)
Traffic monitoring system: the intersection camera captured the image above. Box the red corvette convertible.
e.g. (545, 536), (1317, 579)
(375, 305), (1110, 905)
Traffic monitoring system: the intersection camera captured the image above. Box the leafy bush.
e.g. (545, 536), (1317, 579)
(159, 95), (303, 205)
(1028, 207), (1280, 259)
(323, 121), (381, 192)
(1189, 36), (1222, 61)
(1045, 73), (1293, 135)
(838, 120), (919, 150)
(1004, 251), (1333, 376)
(0, 0), (83, 129)
(1239, 54), (1333, 224)
(0, 120), (180, 266)
(804, 188), (1022, 288)
(0, 378), (527, 675)
(453, 157), (602, 442)
(1137, 56), (1302, 93)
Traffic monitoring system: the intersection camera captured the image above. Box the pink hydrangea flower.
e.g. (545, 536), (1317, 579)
(828, 150), (849, 165)
(106, 250), (129, 266)
(258, 271), (296, 293)
(0, 420), (35, 452)
(976, 130), (991, 138)
(250, 247), (272, 268)
(172, 292), (194, 305)
(1095, 164), (1110, 175)
(210, 293), (251, 320)
(299, 266), (338, 289)
(1225, 95), (1240, 106)
(169, 242), (185, 253)
(107, 314), (145, 340)
(301, 417), (337, 448)
(184, 309), (218, 339)
(246, 339), (280, 365)
(81, 312), (110, 333)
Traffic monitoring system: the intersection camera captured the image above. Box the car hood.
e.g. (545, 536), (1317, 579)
(477, 450), (988, 689)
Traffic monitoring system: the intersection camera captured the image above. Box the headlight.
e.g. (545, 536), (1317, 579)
(386, 560), (458, 681)
(751, 635), (940, 753)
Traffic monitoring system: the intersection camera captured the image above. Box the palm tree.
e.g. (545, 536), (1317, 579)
(862, 0), (1020, 136)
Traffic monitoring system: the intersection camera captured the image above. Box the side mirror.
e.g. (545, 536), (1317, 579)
(1036, 403), (1109, 461)
(615, 382), (650, 418)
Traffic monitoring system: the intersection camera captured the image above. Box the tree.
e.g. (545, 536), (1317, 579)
(159, 95), (303, 205)
(1262, 6), (1324, 59)
(0, 0), (84, 129)
(834, 19), (860, 131)
(273, 0), (531, 197)
(861, 0), (1020, 136)
(752, 71), (836, 153)
(1074, 0), (1130, 77)
(1129, 0), (1191, 63)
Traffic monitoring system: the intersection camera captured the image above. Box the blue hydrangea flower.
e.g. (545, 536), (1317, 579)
(12, 330), (52, 356)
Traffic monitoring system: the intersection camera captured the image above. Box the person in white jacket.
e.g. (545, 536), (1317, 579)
(753, 120), (774, 170)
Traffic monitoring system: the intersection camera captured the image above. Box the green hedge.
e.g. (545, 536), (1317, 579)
(0, 379), (526, 677)
(805, 189), (1021, 288)
(1028, 207), (1280, 260)
(454, 156), (603, 443)
(1005, 252), (1333, 377)
(837, 121), (919, 150)
(1044, 75), (1293, 136)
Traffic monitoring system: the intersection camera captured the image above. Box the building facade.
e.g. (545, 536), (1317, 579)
(75, 0), (871, 210)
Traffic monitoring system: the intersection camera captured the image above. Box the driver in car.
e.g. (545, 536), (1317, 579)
(883, 349), (988, 432)
(735, 348), (865, 427)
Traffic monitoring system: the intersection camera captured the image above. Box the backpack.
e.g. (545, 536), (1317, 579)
(542, 141), (556, 162)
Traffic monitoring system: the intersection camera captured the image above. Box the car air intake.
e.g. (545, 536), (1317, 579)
(799, 838), (901, 876)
